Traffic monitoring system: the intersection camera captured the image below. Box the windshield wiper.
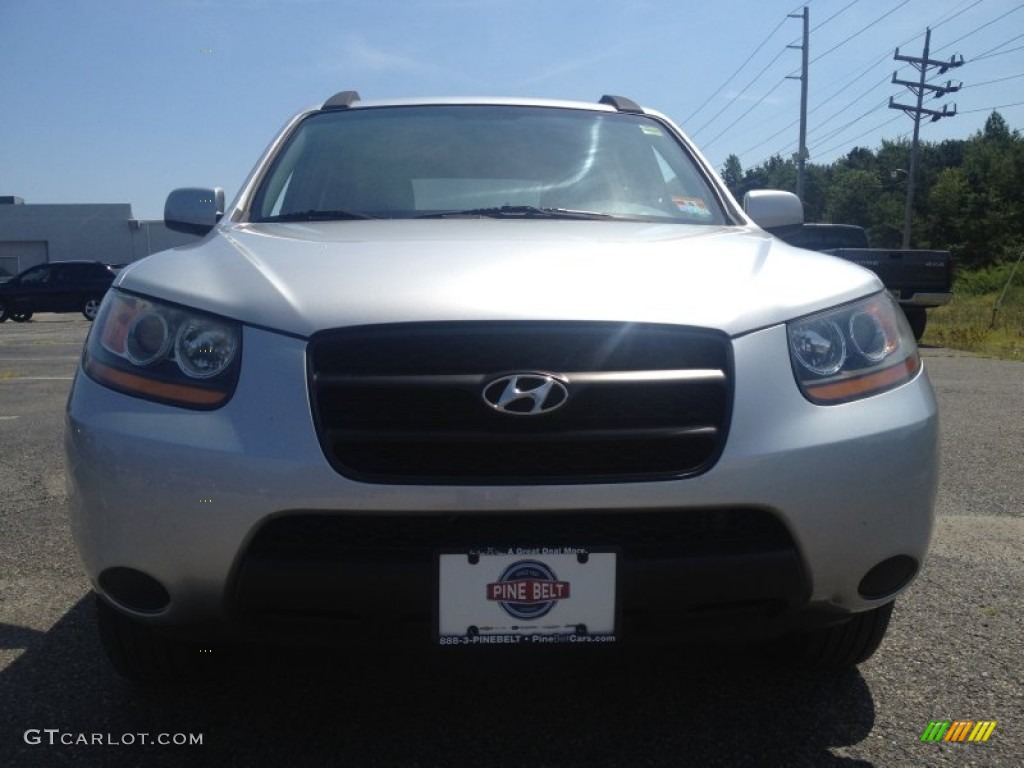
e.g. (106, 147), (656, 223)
(257, 209), (378, 222)
(416, 205), (617, 220)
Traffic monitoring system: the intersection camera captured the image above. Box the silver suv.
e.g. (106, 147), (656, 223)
(65, 92), (938, 683)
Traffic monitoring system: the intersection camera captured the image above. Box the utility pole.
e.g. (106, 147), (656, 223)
(888, 28), (963, 248)
(786, 7), (809, 203)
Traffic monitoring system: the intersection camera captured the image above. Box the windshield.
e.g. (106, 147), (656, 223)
(249, 105), (727, 225)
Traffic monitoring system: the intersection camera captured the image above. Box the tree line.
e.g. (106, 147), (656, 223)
(720, 112), (1024, 270)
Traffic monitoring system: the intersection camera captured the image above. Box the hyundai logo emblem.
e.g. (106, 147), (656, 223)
(482, 373), (569, 416)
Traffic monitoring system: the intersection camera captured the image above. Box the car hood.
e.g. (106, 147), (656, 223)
(117, 220), (881, 338)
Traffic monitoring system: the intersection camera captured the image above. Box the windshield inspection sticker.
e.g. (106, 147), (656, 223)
(640, 124), (664, 137)
(673, 196), (713, 217)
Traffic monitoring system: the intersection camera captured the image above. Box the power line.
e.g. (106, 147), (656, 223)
(731, 32), (894, 158)
(810, 97), (890, 151)
(960, 100), (1024, 114)
(741, 0), (1018, 170)
(815, 114), (904, 159)
(972, 33), (1024, 60)
(805, 0), (910, 67)
(683, 12), (792, 125)
(931, 0), (985, 30)
(748, 1), (920, 160)
(760, 4), (975, 163)
(691, 46), (791, 140)
(803, 5), (976, 111)
(922, 28), (1023, 85)
(701, 78), (791, 150)
(808, 57), (891, 114)
(933, 3), (1024, 53)
(691, 2), (867, 148)
(810, 0), (860, 33)
(687, 2), (852, 148)
(963, 72), (1024, 89)
(974, 44), (1024, 61)
(764, 89), (891, 162)
(800, 38), (919, 121)
(809, 74), (891, 140)
(734, 116), (801, 158)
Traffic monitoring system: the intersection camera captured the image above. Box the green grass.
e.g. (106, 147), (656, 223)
(922, 286), (1024, 361)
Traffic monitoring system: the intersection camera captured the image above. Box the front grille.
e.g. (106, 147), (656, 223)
(232, 509), (807, 627)
(308, 321), (733, 484)
(245, 508), (792, 562)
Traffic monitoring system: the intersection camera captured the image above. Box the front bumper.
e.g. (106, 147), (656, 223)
(65, 322), (939, 642)
(901, 291), (953, 307)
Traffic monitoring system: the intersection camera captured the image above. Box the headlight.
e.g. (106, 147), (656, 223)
(788, 293), (920, 404)
(83, 290), (241, 409)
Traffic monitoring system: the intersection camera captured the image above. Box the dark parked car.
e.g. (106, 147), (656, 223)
(0, 261), (119, 322)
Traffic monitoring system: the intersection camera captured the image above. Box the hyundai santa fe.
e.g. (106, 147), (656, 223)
(64, 91), (939, 684)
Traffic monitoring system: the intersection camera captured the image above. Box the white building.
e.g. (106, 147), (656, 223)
(0, 196), (199, 279)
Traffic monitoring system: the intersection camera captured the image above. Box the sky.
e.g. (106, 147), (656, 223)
(2, 0), (1022, 220)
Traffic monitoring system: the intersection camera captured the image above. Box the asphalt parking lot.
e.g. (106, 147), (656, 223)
(1, 315), (1021, 766)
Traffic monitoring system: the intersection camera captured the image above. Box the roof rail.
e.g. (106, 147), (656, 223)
(323, 90), (361, 110)
(599, 95), (644, 114)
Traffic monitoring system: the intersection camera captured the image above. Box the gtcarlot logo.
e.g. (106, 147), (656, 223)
(920, 720), (996, 743)
(24, 729), (203, 746)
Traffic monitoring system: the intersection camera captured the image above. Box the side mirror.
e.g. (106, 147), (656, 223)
(743, 190), (803, 235)
(164, 187), (225, 236)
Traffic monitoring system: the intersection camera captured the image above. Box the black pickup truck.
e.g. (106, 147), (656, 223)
(779, 223), (953, 340)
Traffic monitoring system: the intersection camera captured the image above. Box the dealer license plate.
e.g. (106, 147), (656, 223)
(436, 548), (617, 646)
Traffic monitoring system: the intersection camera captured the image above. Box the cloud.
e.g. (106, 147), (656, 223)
(343, 38), (426, 73)
(514, 42), (632, 87)
(314, 35), (440, 78)
(724, 89), (787, 106)
(167, 0), (328, 6)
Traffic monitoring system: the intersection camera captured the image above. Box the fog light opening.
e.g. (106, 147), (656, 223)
(858, 556), (917, 599)
(98, 567), (171, 613)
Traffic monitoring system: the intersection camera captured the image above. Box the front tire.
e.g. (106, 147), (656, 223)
(781, 601), (894, 670)
(12, 311), (33, 322)
(0, 300), (9, 322)
(82, 296), (102, 321)
(95, 594), (221, 685)
(903, 307), (927, 342)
